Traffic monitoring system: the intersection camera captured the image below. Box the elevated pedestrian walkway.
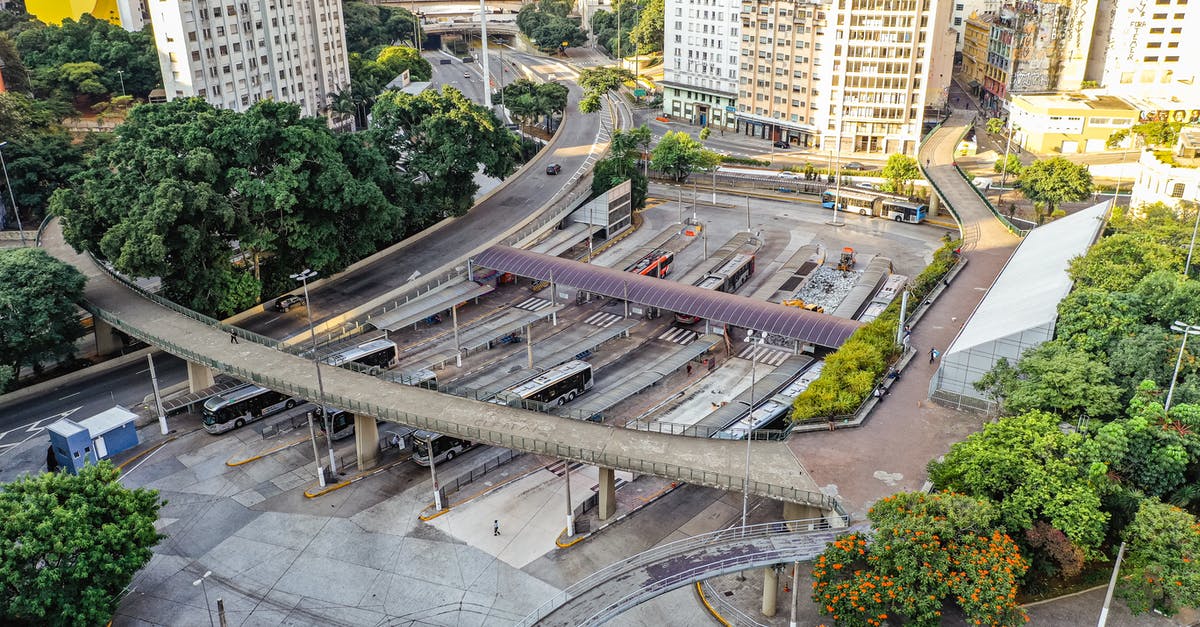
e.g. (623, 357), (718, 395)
(41, 219), (838, 512)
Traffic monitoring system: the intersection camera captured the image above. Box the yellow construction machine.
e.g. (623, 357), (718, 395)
(782, 299), (824, 313)
(837, 247), (857, 271)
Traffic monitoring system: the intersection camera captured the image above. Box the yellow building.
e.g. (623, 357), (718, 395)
(1008, 93), (1139, 154)
(960, 13), (991, 94)
(26, 0), (117, 25)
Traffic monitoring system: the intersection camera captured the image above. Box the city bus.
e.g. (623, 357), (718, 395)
(675, 253), (756, 324)
(880, 198), (928, 223)
(820, 188), (883, 216)
(492, 360), (595, 406)
(202, 384), (305, 434)
(411, 430), (475, 466)
(625, 249), (674, 278)
(323, 338), (398, 371)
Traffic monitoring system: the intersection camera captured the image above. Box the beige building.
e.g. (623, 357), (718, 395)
(960, 12), (990, 90)
(1087, 0), (1200, 101)
(1007, 93), (1138, 154)
(149, 0), (351, 126)
(734, 0), (954, 156)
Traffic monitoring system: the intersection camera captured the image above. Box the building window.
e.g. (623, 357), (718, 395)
(1165, 55), (1180, 61)
(1145, 56), (1159, 61)
(1172, 183), (1186, 198)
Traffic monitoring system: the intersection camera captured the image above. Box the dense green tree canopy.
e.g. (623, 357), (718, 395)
(371, 86), (520, 221)
(881, 153), (920, 196)
(0, 92), (85, 221)
(1118, 498), (1200, 616)
(0, 462), (163, 625)
(51, 98), (412, 316)
(591, 125), (651, 209)
(976, 342), (1124, 418)
(0, 32), (31, 93)
(0, 248), (86, 386)
(14, 14), (158, 100)
(501, 79), (569, 128)
(576, 65), (634, 113)
(812, 492), (1028, 627)
(629, 0), (665, 53)
(993, 153), (1022, 178)
(1016, 157), (1093, 221)
(517, 0), (586, 53)
(341, 0), (416, 54)
(928, 411), (1110, 553)
(650, 130), (718, 180)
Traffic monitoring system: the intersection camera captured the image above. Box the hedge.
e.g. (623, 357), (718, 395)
(790, 239), (963, 421)
(718, 155), (771, 167)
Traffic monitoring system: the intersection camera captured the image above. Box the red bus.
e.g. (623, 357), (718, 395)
(625, 249), (674, 278)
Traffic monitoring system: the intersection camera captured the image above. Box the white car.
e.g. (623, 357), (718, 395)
(778, 171), (802, 179)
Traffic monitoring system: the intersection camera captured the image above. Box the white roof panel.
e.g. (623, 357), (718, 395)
(947, 202), (1109, 355)
(78, 406), (139, 437)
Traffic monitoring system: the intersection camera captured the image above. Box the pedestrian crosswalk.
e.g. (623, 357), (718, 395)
(515, 297), (554, 312)
(658, 327), (699, 345)
(545, 460), (585, 477)
(585, 312), (624, 327)
(738, 344), (792, 367)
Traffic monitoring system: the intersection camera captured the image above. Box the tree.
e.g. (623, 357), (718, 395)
(975, 342), (1123, 419)
(1107, 121), (1183, 149)
(341, 1), (415, 54)
(0, 461), (164, 625)
(986, 117), (1006, 135)
(1118, 498), (1200, 616)
(882, 154), (920, 197)
(577, 65), (634, 113)
(1016, 157), (1093, 222)
(372, 86), (519, 220)
(993, 153), (1022, 178)
(812, 492), (1028, 627)
(650, 130), (717, 181)
(629, 0), (664, 53)
(15, 14), (159, 101)
(502, 79), (569, 129)
(52, 98), (412, 316)
(927, 411), (1110, 555)
(376, 45), (431, 82)
(517, 0), (586, 53)
(0, 248), (86, 385)
(0, 32), (31, 93)
(592, 125), (651, 209)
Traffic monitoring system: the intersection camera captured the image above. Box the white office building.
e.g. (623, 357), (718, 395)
(663, 0), (742, 129)
(148, 0), (351, 126)
(1087, 0), (1200, 101)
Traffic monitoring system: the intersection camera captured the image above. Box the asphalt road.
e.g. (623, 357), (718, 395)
(0, 353), (188, 456)
(240, 51), (602, 341)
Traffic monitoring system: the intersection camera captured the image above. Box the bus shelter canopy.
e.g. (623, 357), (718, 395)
(472, 246), (862, 349)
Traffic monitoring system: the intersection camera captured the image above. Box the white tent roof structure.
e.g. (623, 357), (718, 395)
(929, 201), (1110, 411)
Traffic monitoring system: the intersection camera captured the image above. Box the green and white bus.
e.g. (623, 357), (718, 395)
(202, 384), (305, 434)
(411, 430), (475, 466)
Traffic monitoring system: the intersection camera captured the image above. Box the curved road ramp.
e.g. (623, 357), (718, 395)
(519, 519), (856, 626)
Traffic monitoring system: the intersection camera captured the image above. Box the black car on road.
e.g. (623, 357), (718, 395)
(773, 140), (791, 149)
(546, 163), (562, 175)
(274, 295), (304, 312)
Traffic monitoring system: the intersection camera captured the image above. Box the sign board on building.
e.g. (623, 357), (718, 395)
(726, 105), (737, 112)
(634, 89), (646, 97)
(1139, 109), (1200, 124)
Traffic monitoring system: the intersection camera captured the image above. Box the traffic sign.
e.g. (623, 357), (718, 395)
(634, 88), (647, 97)
(725, 105), (736, 112)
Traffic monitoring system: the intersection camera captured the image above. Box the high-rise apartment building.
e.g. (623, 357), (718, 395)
(662, 0), (742, 129)
(735, 0), (824, 145)
(148, 0), (350, 125)
(1087, 0), (1200, 101)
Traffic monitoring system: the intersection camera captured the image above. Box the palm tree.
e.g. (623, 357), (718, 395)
(329, 88), (359, 131)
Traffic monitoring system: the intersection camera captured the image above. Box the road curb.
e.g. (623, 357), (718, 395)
(0, 346), (155, 409)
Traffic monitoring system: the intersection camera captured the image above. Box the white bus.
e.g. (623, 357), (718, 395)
(202, 384), (305, 434)
(492, 360), (594, 407)
(411, 430), (475, 466)
(323, 338), (398, 370)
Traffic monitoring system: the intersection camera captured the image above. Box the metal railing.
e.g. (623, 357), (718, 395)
(516, 518), (847, 626)
(952, 161), (1030, 237)
(85, 297), (839, 511)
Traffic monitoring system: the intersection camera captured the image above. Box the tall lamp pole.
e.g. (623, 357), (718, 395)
(741, 330), (765, 534)
(192, 571), (215, 627)
(292, 269), (337, 481)
(116, 69), (126, 97)
(1165, 321), (1200, 414)
(1184, 204), (1200, 278)
(0, 142), (26, 247)
(479, 0), (492, 109)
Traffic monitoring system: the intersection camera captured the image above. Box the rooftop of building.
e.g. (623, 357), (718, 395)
(1010, 92), (1138, 113)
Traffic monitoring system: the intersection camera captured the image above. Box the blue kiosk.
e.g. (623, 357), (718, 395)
(48, 406), (140, 474)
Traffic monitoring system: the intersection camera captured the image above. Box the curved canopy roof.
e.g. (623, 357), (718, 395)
(472, 246), (862, 348)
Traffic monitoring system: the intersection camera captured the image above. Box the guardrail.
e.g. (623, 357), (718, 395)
(85, 294), (838, 511)
(952, 161), (1030, 237)
(516, 518), (847, 626)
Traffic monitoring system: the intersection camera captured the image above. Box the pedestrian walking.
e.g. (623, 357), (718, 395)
(493, 520), (500, 536)
(903, 324), (912, 338)
(873, 387), (884, 402)
(925, 158), (930, 168)
(686, 363), (693, 376)
(230, 333), (238, 344)
(929, 347), (938, 363)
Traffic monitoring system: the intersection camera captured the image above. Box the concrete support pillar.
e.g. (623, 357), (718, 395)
(928, 192), (941, 218)
(355, 414), (380, 470)
(782, 501), (826, 531)
(761, 566), (778, 617)
(187, 361), (215, 393)
(93, 318), (123, 357)
(598, 466), (616, 520)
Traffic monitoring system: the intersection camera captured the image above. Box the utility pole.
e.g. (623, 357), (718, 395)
(479, 0), (491, 109)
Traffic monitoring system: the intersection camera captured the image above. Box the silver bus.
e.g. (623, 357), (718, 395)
(202, 384), (305, 434)
(411, 430), (475, 466)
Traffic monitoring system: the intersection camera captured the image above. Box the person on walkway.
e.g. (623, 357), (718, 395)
(873, 387), (884, 402)
(493, 520), (500, 536)
(925, 158), (930, 168)
(903, 324), (912, 338)
(687, 363), (693, 376)
(230, 333), (238, 344)
(929, 347), (938, 363)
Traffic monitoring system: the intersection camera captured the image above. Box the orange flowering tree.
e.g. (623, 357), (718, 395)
(1118, 498), (1200, 616)
(812, 492), (1029, 627)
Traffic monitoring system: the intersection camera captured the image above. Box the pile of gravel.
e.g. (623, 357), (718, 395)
(791, 266), (860, 311)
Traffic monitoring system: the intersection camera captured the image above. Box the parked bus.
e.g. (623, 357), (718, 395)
(492, 360), (595, 406)
(202, 384), (305, 434)
(675, 253), (756, 324)
(880, 198), (928, 223)
(625, 249), (674, 278)
(411, 430), (475, 466)
(323, 338), (398, 370)
(822, 189), (927, 223)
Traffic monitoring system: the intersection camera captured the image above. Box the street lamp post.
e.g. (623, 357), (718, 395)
(479, 0), (492, 109)
(116, 69), (126, 97)
(1165, 321), (1200, 414)
(1184, 204), (1200, 278)
(0, 142), (27, 247)
(192, 570), (215, 627)
(291, 269), (337, 482)
(741, 330), (765, 535)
